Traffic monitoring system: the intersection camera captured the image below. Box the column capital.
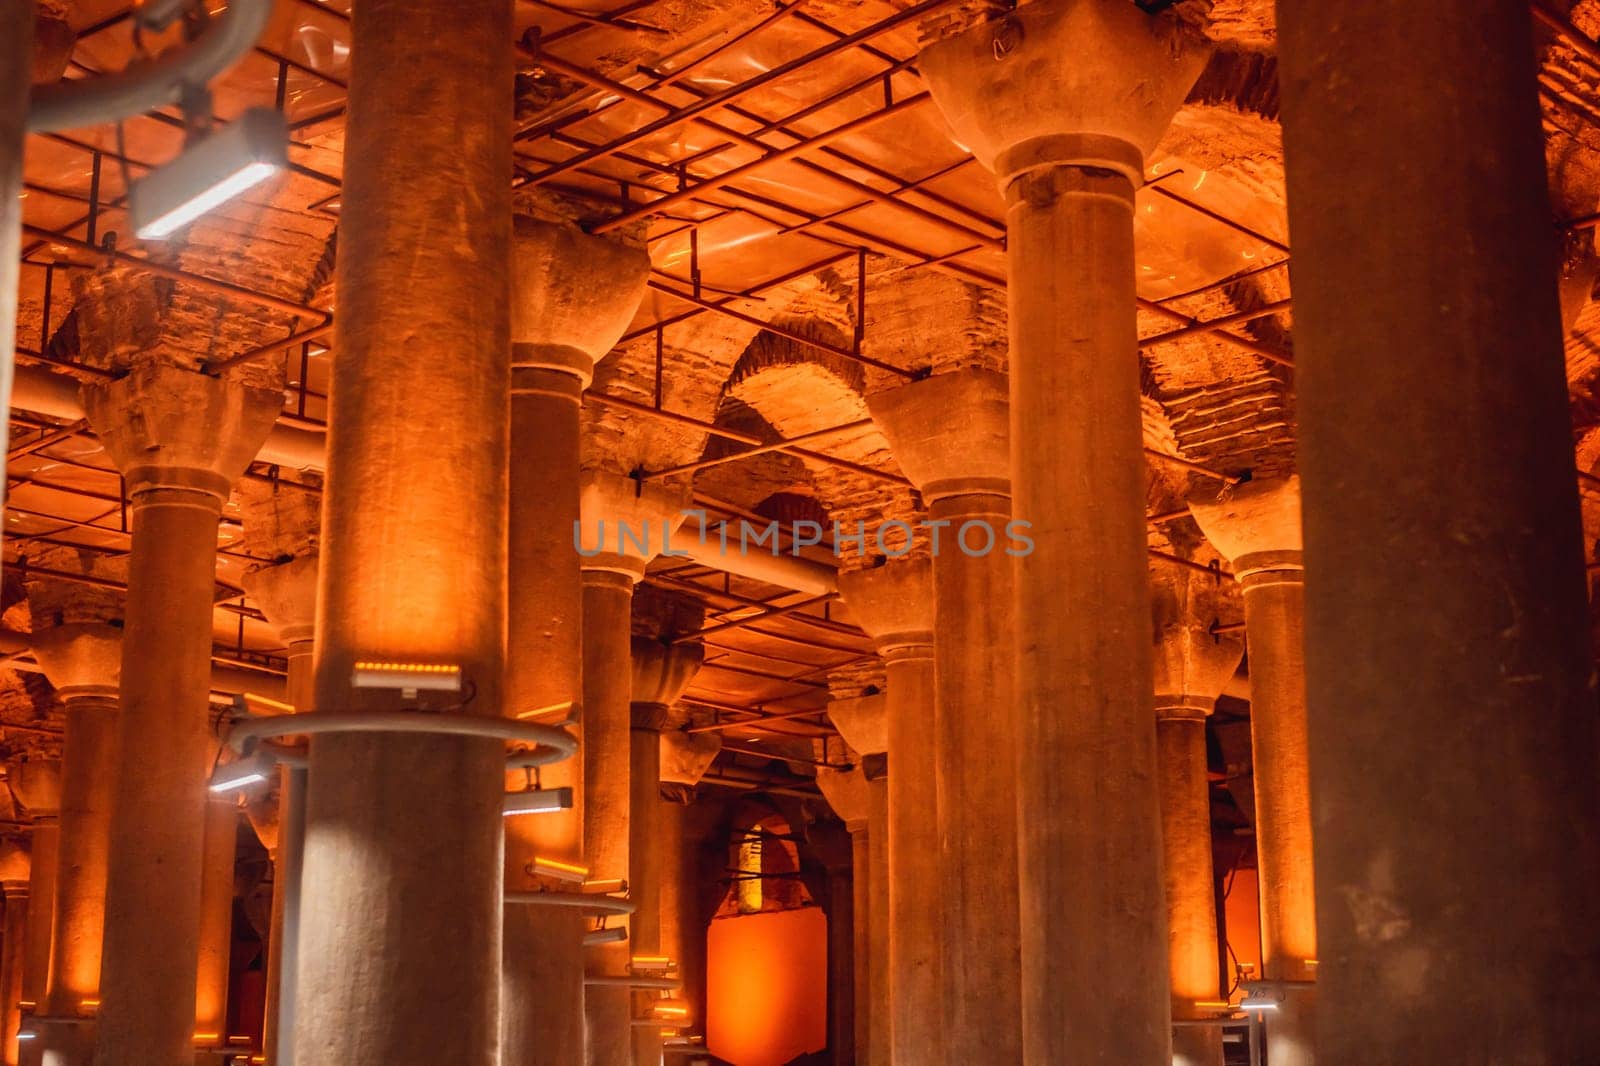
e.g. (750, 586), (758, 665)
(660, 730), (720, 802)
(511, 216), (650, 385)
(80, 365), (282, 500)
(1151, 568), (1244, 713)
(919, 0), (1210, 187)
(829, 693), (887, 757)
(630, 637), (703, 718)
(867, 369), (1010, 502)
(838, 556), (934, 655)
(815, 765), (871, 828)
(578, 469), (690, 579)
(243, 554), (320, 648)
(1188, 475), (1304, 579)
(29, 621), (122, 700)
(7, 759), (63, 819)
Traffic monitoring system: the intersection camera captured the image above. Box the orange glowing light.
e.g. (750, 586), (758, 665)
(708, 908), (828, 1066)
(532, 857), (589, 883)
(515, 700), (574, 721)
(631, 955), (674, 969)
(238, 691), (297, 715)
(193, 1033), (220, 1044)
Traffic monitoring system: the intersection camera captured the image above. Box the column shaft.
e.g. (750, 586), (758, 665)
(1278, 1), (1600, 1060)
(262, 637), (312, 1066)
(44, 697), (116, 1017)
(97, 490), (228, 1064)
(883, 649), (938, 1066)
(863, 773), (889, 1066)
(628, 718), (662, 1066)
(21, 820), (57, 1015)
(1239, 569), (1315, 1062)
(2, 886), (27, 1066)
(1157, 711), (1222, 1066)
(294, 0), (512, 1062)
(504, 366), (587, 1066)
(193, 797), (237, 1046)
(583, 571), (636, 1066)
(929, 491), (1021, 1063)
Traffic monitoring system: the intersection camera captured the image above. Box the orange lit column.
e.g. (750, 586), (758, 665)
(193, 796), (237, 1051)
(291, 0), (513, 1062)
(9, 758), (60, 1064)
(1190, 479), (1315, 1063)
(1279, 1), (1600, 1055)
(868, 372), (1019, 1063)
(1, 844), (30, 1066)
(838, 559), (936, 1066)
(825, 695), (889, 1066)
(813, 764), (870, 1065)
(920, 6), (1208, 1059)
(241, 554), (319, 1066)
(1151, 569), (1243, 1066)
(657, 731), (718, 1047)
(504, 218), (649, 1066)
(628, 637), (702, 1066)
(580, 473), (686, 1066)
(84, 365), (279, 1066)
(30, 623), (121, 1065)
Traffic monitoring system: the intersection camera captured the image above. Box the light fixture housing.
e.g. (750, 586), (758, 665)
(1239, 983), (1283, 1012)
(351, 660), (462, 694)
(209, 749), (275, 793)
(584, 926), (628, 946)
(503, 787), (573, 817)
(131, 107), (288, 239)
(531, 857), (589, 884)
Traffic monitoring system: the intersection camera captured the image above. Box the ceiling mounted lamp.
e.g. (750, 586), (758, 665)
(131, 107), (289, 240)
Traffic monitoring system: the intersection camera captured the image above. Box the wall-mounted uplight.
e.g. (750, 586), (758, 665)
(503, 787), (573, 817)
(531, 857), (589, 884)
(583, 878), (627, 895)
(232, 691), (297, 717)
(132, 107), (288, 240)
(209, 750), (275, 793)
(351, 661), (462, 696)
(1239, 985), (1283, 1012)
(585, 927), (628, 947)
(630, 956), (676, 972)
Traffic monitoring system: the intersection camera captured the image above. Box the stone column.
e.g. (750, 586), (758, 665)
(1150, 568), (1243, 1066)
(579, 473), (685, 1066)
(1190, 480), (1315, 1062)
(82, 365), (278, 1066)
(1, 843), (29, 1066)
(814, 759), (878, 1066)
(824, 697), (889, 1066)
(504, 218), (648, 1066)
(30, 623), (121, 1066)
(241, 554), (318, 1066)
(658, 732), (718, 1046)
(867, 371), (1019, 1063)
(919, 6), (1208, 1059)
(8, 759), (60, 1062)
(628, 638), (702, 1066)
(837, 559), (936, 1066)
(293, 1), (512, 1063)
(1276, 3), (1600, 1060)
(193, 797), (237, 1050)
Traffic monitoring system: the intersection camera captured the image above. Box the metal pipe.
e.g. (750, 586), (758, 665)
(29, 0), (274, 132)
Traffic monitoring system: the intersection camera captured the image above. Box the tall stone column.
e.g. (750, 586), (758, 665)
(823, 696), (889, 1066)
(193, 796), (237, 1050)
(504, 218), (648, 1066)
(1191, 479), (1315, 1063)
(628, 638), (702, 1066)
(819, 765), (870, 1062)
(1276, 3), (1600, 1060)
(9, 759), (60, 1062)
(837, 559), (936, 1066)
(920, 6), (1208, 1059)
(83, 365), (278, 1066)
(1150, 568), (1243, 1066)
(293, 1), (512, 1063)
(30, 623), (121, 1066)
(242, 554), (319, 1066)
(867, 372), (1018, 1062)
(0, 843), (29, 1066)
(658, 731), (719, 1047)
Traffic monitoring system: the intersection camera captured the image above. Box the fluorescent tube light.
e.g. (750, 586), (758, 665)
(132, 108), (288, 239)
